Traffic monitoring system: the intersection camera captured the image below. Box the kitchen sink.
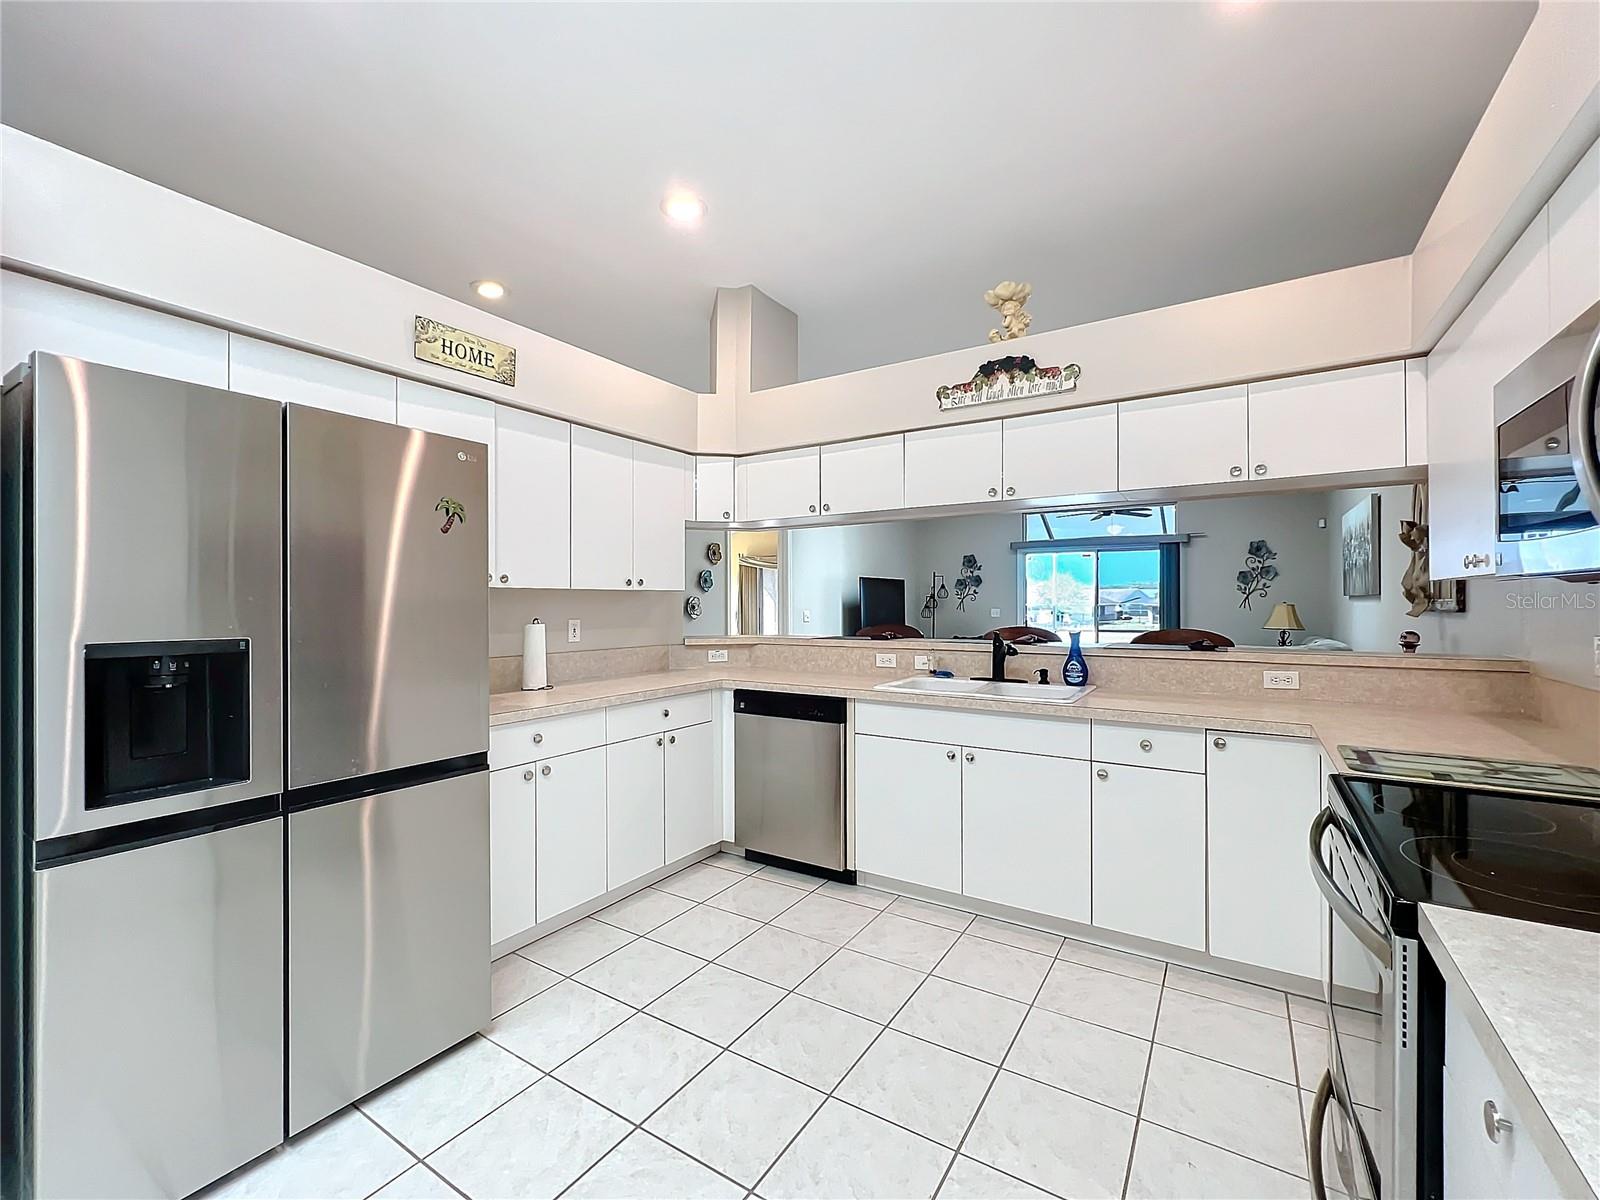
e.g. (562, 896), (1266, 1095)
(874, 676), (1095, 705)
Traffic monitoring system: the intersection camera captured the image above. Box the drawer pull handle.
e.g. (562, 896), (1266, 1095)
(1096, 768), (1109, 781)
(946, 750), (957, 761)
(523, 769), (534, 782)
(1483, 1100), (1512, 1143)
(1212, 737), (1226, 750)
(1139, 738), (1153, 752)
(668, 734), (676, 745)
(657, 736), (664, 747)
(964, 752), (975, 763)
(532, 732), (544, 744)
(540, 764), (551, 777)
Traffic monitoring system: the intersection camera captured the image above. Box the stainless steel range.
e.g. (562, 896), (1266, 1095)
(3, 354), (489, 1198)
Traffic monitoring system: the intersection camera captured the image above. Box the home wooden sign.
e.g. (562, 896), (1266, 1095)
(414, 316), (517, 386)
(936, 355), (1080, 410)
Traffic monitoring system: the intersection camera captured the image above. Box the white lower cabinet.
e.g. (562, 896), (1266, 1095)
(1207, 731), (1322, 978)
(962, 748), (1090, 923)
(606, 735), (666, 888)
(534, 746), (608, 922)
(1091, 762), (1206, 950)
(489, 765), (538, 944)
(665, 722), (719, 862)
(855, 735), (962, 893)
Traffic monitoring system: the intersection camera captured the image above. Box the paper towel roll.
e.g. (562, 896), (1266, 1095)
(521, 620), (548, 690)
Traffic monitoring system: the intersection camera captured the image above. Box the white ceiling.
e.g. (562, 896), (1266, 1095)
(0, 2), (1533, 393)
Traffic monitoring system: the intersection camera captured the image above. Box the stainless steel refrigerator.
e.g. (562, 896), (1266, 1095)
(3, 354), (488, 1198)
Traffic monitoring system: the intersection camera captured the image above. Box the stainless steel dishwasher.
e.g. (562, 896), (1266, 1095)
(733, 690), (848, 875)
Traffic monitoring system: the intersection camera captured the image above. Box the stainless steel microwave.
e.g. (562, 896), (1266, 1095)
(1494, 302), (1600, 580)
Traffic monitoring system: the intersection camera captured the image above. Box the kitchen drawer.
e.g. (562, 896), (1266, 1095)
(489, 710), (607, 771)
(1091, 721), (1205, 773)
(853, 701), (1090, 760)
(606, 691), (715, 743)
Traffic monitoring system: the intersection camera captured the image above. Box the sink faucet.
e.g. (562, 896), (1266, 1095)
(975, 632), (1018, 682)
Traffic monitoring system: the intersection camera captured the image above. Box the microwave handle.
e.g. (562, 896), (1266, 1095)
(1571, 320), (1600, 522)
(1308, 808), (1392, 968)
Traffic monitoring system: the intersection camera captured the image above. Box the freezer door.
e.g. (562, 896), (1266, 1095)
(32, 819), (284, 1200)
(286, 406), (488, 788)
(18, 353), (283, 840)
(288, 768), (489, 1133)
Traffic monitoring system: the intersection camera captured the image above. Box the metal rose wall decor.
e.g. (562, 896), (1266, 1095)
(936, 355), (1081, 411)
(1235, 540), (1279, 610)
(953, 555), (983, 610)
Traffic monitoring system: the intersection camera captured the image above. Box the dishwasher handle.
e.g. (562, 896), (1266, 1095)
(1308, 808), (1392, 969)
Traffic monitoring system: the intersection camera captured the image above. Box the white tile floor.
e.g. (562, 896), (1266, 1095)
(204, 851), (1366, 1199)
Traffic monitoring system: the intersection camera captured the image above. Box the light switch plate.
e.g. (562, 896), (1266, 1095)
(913, 655), (931, 671)
(567, 619), (581, 643)
(875, 652), (898, 668)
(708, 648), (729, 663)
(1263, 670), (1300, 690)
(989, 608), (1001, 618)
(802, 610), (812, 623)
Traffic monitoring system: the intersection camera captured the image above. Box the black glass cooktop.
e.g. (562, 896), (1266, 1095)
(1333, 775), (1600, 933)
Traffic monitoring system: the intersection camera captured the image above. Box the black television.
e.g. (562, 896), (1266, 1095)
(856, 576), (907, 633)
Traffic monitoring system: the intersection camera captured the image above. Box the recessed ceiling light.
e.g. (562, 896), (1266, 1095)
(661, 189), (707, 227)
(472, 280), (506, 300)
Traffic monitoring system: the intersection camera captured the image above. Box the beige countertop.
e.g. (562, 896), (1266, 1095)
(1421, 906), (1600, 1199)
(490, 666), (1598, 768)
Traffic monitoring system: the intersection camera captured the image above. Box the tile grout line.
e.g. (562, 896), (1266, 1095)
(1118, 969), (1165, 1199)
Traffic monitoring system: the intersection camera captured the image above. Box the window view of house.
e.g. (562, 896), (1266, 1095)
(1020, 507), (1173, 643)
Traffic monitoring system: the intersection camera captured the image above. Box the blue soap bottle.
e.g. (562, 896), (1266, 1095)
(1062, 630), (1089, 687)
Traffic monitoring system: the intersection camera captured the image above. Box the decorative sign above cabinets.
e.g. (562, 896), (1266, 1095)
(936, 354), (1080, 410)
(414, 316), (517, 386)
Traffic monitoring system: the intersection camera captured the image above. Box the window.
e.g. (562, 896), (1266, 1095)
(1015, 507), (1180, 644)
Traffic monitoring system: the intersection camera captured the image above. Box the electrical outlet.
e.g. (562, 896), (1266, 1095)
(990, 608), (1001, 618)
(1263, 670), (1300, 690)
(566, 619), (581, 643)
(707, 648), (729, 663)
(875, 652), (898, 668)
(913, 654), (931, 671)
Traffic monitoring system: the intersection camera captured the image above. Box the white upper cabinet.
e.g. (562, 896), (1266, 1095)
(736, 446), (820, 521)
(495, 406), (570, 590)
(1117, 386), (1248, 491)
(632, 441), (689, 590)
(1247, 361), (1406, 481)
(1002, 406), (1118, 501)
(1, 270), (228, 387)
(1428, 213), (1549, 578)
(229, 335), (396, 422)
(570, 425), (634, 590)
(695, 457), (735, 523)
(820, 435), (904, 516)
(1548, 138), (1600, 335)
(1405, 359), (1428, 467)
(396, 379), (497, 579)
(903, 420), (1003, 508)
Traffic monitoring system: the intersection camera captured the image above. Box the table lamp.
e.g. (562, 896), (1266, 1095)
(1262, 602), (1305, 646)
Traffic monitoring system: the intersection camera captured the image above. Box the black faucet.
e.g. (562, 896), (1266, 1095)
(974, 632), (1018, 682)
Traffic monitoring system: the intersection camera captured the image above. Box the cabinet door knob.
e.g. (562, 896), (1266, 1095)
(1230, 465), (1243, 478)
(523, 769), (534, 781)
(1212, 737), (1226, 750)
(662, 708), (671, 717)
(808, 504), (817, 513)
(657, 736), (664, 746)
(822, 503), (831, 512)
(532, 732), (544, 744)
(1483, 1099), (1512, 1143)
(638, 578), (645, 587)
(946, 749), (957, 761)
(1005, 486), (1016, 497)
(540, 764), (551, 777)
(1139, 738), (1153, 752)
(987, 487), (998, 497)
(722, 510), (731, 519)
(499, 573), (509, 583)
(626, 578), (633, 586)
(964, 751), (975, 763)
(668, 734), (676, 744)
(1096, 768), (1109, 781)
(1254, 464), (1267, 476)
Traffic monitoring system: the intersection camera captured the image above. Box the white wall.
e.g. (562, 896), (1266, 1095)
(1, 127), (701, 448)
(784, 522), (920, 636)
(1178, 494), (1333, 648)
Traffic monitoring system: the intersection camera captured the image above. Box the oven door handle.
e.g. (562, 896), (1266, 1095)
(1308, 808), (1392, 968)
(1570, 318), (1600, 522)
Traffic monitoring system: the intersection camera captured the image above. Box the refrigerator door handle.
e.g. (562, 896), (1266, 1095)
(1309, 808), (1392, 968)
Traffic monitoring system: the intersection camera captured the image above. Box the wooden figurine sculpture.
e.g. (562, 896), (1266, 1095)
(985, 281), (1033, 342)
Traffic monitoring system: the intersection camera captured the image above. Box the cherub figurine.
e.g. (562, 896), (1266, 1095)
(985, 281), (1033, 342)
